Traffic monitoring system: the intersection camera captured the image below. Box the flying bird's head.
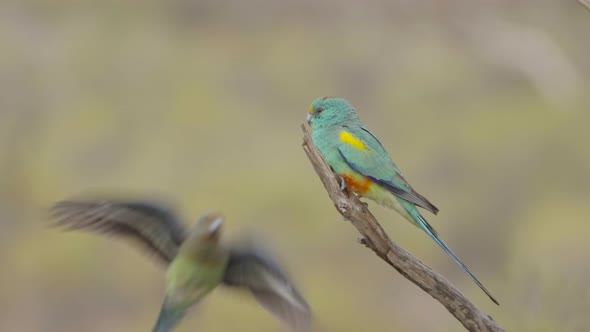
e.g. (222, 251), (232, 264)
(180, 211), (225, 260)
(193, 211), (224, 242)
(307, 97), (359, 129)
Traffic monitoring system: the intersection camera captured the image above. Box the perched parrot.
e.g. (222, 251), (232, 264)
(50, 199), (312, 331)
(307, 97), (498, 305)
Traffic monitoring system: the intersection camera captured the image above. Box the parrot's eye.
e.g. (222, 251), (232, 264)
(316, 107), (324, 114)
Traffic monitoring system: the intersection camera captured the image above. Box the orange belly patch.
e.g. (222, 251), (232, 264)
(342, 173), (374, 195)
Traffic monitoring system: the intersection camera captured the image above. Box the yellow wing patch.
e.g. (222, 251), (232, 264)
(340, 131), (367, 150)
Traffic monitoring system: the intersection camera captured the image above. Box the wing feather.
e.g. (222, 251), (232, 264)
(49, 199), (187, 264)
(338, 126), (439, 214)
(223, 243), (311, 330)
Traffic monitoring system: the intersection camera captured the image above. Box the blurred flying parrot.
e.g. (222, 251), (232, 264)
(50, 199), (312, 331)
(307, 97), (498, 305)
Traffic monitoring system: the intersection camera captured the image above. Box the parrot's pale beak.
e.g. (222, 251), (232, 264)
(306, 112), (312, 124)
(208, 216), (223, 233)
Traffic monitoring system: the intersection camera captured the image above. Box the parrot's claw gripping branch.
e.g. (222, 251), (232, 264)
(301, 122), (505, 332)
(338, 175), (348, 192)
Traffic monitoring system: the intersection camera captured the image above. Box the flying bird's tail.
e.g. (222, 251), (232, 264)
(401, 201), (499, 305)
(153, 296), (186, 332)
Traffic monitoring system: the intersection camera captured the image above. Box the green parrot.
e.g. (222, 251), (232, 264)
(50, 199), (312, 331)
(307, 97), (498, 305)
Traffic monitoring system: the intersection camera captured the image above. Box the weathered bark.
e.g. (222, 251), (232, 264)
(301, 122), (505, 332)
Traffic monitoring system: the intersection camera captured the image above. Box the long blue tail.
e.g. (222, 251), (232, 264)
(410, 208), (499, 305)
(152, 296), (186, 332)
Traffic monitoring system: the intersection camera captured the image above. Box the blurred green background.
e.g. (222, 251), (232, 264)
(1, 1), (589, 331)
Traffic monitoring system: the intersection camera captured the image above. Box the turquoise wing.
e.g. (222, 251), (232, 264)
(337, 126), (439, 214)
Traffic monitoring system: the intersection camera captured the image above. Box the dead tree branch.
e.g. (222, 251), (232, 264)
(301, 122), (505, 332)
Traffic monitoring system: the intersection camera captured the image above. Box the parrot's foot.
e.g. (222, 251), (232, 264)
(360, 201), (369, 209)
(338, 176), (348, 192)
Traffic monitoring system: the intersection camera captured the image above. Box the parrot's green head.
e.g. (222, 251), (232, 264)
(307, 97), (360, 129)
(179, 211), (225, 258)
(192, 211), (224, 242)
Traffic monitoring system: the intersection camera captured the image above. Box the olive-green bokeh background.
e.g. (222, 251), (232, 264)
(1, 1), (589, 331)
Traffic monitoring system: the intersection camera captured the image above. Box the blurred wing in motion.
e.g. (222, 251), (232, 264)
(223, 244), (312, 330)
(50, 200), (187, 264)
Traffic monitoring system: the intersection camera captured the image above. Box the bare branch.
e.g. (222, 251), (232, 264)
(301, 122), (505, 332)
(578, 0), (590, 11)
